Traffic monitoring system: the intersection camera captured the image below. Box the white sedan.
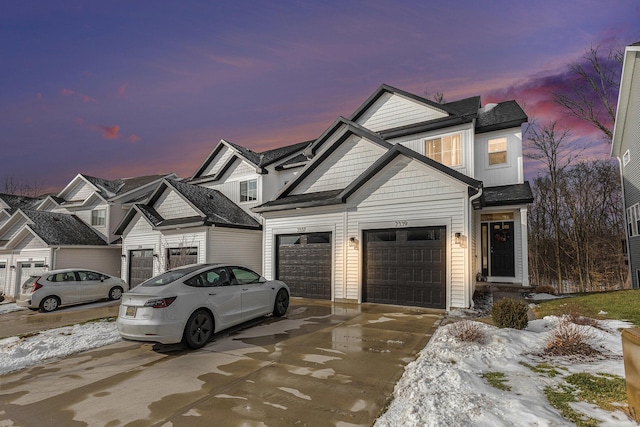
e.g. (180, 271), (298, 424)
(116, 264), (290, 349)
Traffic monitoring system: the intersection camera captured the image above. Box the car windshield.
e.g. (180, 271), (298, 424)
(138, 265), (204, 287)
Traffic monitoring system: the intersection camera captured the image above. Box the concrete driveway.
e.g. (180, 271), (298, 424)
(0, 299), (442, 427)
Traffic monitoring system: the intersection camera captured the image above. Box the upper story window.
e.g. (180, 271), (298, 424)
(425, 133), (461, 167)
(623, 150), (631, 167)
(488, 137), (507, 165)
(240, 179), (257, 202)
(628, 204), (640, 237)
(91, 209), (106, 226)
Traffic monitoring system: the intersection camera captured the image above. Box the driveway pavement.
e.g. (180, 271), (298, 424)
(0, 299), (442, 427)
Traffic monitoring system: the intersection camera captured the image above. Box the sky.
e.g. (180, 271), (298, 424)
(1, 0), (639, 194)
(0, 301), (634, 425)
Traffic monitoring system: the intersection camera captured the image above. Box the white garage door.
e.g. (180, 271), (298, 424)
(16, 261), (46, 297)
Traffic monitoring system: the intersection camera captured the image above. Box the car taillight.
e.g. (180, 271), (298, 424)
(144, 297), (177, 308)
(32, 277), (43, 292)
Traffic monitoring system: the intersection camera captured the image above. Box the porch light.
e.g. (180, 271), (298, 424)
(10, 265), (15, 269)
(121, 254), (126, 259)
(455, 232), (462, 245)
(152, 253), (159, 258)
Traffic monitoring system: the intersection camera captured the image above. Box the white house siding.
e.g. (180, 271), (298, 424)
(209, 228), (262, 274)
(63, 181), (94, 202)
(199, 168), (262, 220)
(70, 200), (110, 240)
(473, 128), (524, 186)
(262, 208), (345, 299)
(291, 136), (387, 195)
(389, 124), (475, 178)
(55, 247), (121, 278)
(155, 190), (199, 220)
(201, 146), (234, 177)
(158, 229), (207, 271)
(14, 233), (45, 250)
(346, 156), (469, 308)
(1, 248), (51, 299)
(0, 218), (27, 242)
(356, 92), (448, 132)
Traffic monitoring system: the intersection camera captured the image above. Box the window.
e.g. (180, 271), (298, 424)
(623, 150), (631, 166)
(629, 204), (640, 237)
(91, 209), (106, 226)
(77, 271), (102, 281)
(488, 137), (507, 165)
(425, 133), (461, 167)
(230, 267), (261, 285)
(240, 179), (257, 202)
(185, 268), (228, 287)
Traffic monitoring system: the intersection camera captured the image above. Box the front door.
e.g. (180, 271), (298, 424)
(488, 221), (515, 277)
(129, 249), (154, 288)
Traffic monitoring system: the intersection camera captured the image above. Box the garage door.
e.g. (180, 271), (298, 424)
(363, 227), (446, 309)
(276, 232), (332, 299)
(17, 261), (46, 297)
(129, 249), (154, 288)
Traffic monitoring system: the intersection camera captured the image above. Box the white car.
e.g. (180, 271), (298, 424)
(16, 269), (128, 312)
(116, 264), (290, 349)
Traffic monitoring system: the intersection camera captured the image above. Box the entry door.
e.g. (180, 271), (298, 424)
(489, 221), (515, 277)
(0, 262), (6, 296)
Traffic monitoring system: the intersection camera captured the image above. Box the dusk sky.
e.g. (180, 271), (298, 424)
(2, 1), (639, 194)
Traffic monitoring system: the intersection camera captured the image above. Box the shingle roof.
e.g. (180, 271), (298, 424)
(21, 210), (108, 246)
(476, 101), (528, 133)
(79, 173), (170, 199)
(0, 193), (42, 212)
(442, 96), (481, 116)
(167, 179), (261, 229)
(274, 153), (309, 170)
(481, 182), (534, 207)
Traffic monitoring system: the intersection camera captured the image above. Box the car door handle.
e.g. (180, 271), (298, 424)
(209, 293), (216, 296)
(242, 288), (249, 291)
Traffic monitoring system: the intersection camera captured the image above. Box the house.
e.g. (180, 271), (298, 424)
(0, 173), (174, 299)
(114, 141), (309, 286)
(253, 84), (532, 310)
(612, 42), (640, 289)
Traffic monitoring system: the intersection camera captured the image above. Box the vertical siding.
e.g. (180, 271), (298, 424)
(292, 136), (386, 195)
(389, 125), (475, 178)
(356, 92), (448, 132)
(209, 228), (263, 273)
(155, 190), (199, 219)
(473, 128), (524, 186)
(55, 247), (121, 277)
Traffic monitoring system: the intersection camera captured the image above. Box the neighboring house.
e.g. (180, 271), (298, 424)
(0, 173), (174, 299)
(253, 84), (532, 310)
(612, 42), (640, 289)
(114, 179), (262, 287)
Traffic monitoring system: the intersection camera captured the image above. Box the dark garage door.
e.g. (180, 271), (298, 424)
(276, 232), (332, 299)
(363, 227), (446, 309)
(129, 249), (154, 288)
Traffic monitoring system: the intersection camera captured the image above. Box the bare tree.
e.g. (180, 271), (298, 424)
(423, 89), (446, 104)
(525, 121), (583, 291)
(553, 45), (623, 142)
(1, 176), (44, 197)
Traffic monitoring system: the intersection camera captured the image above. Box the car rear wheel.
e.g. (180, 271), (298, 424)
(273, 289), (289, 317)
(109, 286), (123, 300)
(182, 309), (214, 349)
(40, 296), (60, 313)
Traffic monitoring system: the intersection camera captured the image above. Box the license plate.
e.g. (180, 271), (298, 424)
(126, 306), (137, 317)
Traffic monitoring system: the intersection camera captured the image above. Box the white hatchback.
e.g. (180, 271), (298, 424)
(116, 263), (290, 349)
(16, 269), (128, 312)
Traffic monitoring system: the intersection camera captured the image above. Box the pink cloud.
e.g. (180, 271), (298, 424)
(61, 87), (97, 103)
(101, 125), (121, 139)
(117, 84), (128, 97)
(61, 88), (75, 97)
(128, 134), (141, 143)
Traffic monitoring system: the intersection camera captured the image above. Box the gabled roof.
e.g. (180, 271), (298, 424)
(191, 139), (311, 182)
(349, 84), (459, 123)
(115, 179), (261, 235)
(3, 209), (108, 247)
(275, 117), (393, 200)
(481, 182), (534, 207)
(254, 144), (482, 213)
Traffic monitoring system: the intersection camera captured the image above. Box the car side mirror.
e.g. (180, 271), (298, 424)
(258, 277), (267, 283)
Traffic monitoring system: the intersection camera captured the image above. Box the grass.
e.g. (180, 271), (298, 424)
(519, 361), (564, 377)
(532, 289), (640, 326)
(482, 372), (511, 391)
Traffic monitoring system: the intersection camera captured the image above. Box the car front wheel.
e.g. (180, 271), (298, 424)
(273, 289), (289, 317)
(40, 296), (60, 312)
(109, 286), (123, 300)
(182, 309), (214, 349)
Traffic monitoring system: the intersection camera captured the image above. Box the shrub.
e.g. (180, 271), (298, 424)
(449, 320), (485, 343)
(534, 285), (557, 295)
(545, 320), (598, 357)
(491, 297), (529, 330)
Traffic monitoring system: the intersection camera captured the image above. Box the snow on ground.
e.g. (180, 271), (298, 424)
(0, 303), (25, 315)
(374, 316), (636, 427)
(0, 304), (637, 426)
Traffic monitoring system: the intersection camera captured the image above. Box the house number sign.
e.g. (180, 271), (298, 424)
(395, 221), (408, 227)
(297, 227), (307, 233)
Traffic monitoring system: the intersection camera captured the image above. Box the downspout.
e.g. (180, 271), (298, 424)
(52, 247), (61, 270)
(616, 156), (633, 287)
(467, 186), (483, 308)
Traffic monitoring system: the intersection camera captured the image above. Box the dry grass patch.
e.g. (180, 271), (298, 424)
(545, 320), (600, 358)
(449, 320), (486, 343)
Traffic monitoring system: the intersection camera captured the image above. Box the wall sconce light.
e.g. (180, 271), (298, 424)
(152, 253), (159, 258)
(42, 264), (49, 268)
(348, 237), (358, 249)
(455, 232), (461, 245)
(10, 265), (15, 270)
(121, 254), (126, 259)
(349, 237), (355, 243)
